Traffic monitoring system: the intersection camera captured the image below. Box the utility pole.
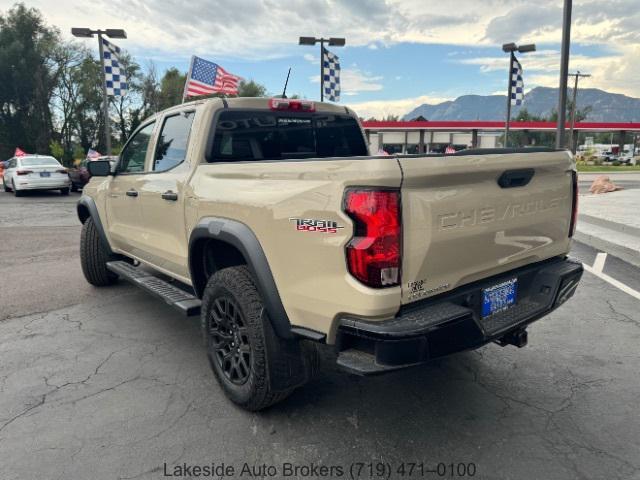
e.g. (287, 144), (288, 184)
(568, 71), (591, 154)
(555, 0), (572, 149)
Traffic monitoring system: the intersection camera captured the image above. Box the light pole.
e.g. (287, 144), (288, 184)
(568, 71), (591, 153)
(502, 42), (536, 147)
(555, 0), (572, 149)
(299, 36), (345, 101)
(71, 27), (127, 155)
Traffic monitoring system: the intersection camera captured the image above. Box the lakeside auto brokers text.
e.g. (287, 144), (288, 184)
(162, 461), (478, 478)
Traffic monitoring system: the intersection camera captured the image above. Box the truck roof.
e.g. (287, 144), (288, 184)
(165, 96), (352, 116)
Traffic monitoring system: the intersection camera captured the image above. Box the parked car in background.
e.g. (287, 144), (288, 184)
(617, 151), (633, 165)
(69, 155), (118, 191)
(3, 155), (71, 196)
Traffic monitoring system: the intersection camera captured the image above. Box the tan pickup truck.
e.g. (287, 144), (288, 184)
(77, 97), (583, 410)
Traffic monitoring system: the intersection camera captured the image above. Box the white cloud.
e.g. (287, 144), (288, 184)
(455, 48), (640, 97)
(22, 0), (640, 57)
(345, 94), (453, 119)
(14, 0), (640, 97)
(310, 69), (383, 95)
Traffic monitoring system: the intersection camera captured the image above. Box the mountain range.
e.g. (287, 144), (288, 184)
(403, 87), (640, 122)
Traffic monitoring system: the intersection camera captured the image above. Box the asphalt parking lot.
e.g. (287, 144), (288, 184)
(1, 191), (639, 480)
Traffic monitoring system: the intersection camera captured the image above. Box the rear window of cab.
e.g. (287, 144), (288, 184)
(209, 111), (368, 162)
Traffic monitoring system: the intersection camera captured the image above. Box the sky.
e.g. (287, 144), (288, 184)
(5, 0), (640, 118)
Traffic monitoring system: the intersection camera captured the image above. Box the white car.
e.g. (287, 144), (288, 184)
(2, 155), (71, 196)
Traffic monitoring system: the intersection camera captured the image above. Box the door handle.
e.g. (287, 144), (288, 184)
(126, 189), (138, 197)
(161, 190), (178, 201)
(498, 169), (535, 188)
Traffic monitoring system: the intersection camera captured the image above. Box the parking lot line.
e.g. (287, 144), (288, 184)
(592, 252), (607, 273)
(583, 261), (640, 301)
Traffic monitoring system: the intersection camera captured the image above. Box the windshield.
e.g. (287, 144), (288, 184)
(20, 157), (59, 166)
(209, 111), (368, 162)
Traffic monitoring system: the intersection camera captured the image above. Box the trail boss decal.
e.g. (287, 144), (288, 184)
(289, 218), (344, 234)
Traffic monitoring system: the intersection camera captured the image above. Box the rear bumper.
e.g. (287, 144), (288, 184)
(336, 256), (583, 375)
(15, 177), (70, 190)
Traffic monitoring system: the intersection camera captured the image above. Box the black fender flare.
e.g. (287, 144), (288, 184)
(189, 218), (293, 339)
(77, 195), (113, 255)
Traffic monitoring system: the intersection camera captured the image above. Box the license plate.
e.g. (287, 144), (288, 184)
(40, 172), (50, 177)
(482, 278), (517, 318)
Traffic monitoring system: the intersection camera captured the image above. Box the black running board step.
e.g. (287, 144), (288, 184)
(336, 349), (422, 376)
(106, 261), (201, 316)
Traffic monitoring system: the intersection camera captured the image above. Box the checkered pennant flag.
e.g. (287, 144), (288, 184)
(102, 38), (128, 97)
(510, 56), (524, 106)
(322, 47), (340, 102)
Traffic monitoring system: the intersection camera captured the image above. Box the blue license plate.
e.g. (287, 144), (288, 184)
(482, 278), (517, 317)
(40, 172), (50, 177)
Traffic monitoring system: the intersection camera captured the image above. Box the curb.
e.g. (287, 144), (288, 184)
(574, 230), (640, 268)
(578, 214), (640, 238)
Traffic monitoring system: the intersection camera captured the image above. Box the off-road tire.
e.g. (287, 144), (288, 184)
(202, 266), (311, 411)
(60, 187), (70, 195)
(80, 217), (118, 286)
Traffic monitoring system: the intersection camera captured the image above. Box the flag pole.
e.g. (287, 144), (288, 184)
(182, 55), (195, 104)
(319, 39), (324, 102)
(504, 51), (514, 148)
(97, 33), (112, 155)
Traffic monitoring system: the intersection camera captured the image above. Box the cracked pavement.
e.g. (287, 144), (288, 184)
(1, 191), (639, 480)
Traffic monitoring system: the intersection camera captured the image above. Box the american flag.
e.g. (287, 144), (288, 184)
(184, 56), (242, 98)
(445, 145), (456, 154)
(87, 149), (101, 159)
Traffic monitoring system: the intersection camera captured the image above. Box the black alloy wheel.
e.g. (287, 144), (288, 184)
(208, 296), (252, 385)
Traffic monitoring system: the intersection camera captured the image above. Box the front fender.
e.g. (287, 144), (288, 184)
(77, 195), (113, 255)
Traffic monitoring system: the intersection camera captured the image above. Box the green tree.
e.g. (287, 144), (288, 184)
(159, 68), (185, 110)
(139, 61), (160, 118)
(111, 52), (142, 143)
(51, 41), (87, 162)
(0, 3), (60, 158)
(73, 54), (104, 152)
(49, 139), (63, 160)
(237, 79), (266, 97)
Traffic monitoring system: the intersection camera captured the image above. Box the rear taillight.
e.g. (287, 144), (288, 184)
(569, 170), (578, 237)
(16, 170), (33, 175)
(344, 189), (401, 288)
(268, 98), (315, 112)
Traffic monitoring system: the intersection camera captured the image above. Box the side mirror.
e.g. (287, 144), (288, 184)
(87, 160), (112, 177)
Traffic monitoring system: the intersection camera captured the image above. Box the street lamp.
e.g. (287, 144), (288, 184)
(502, 42), (536, 147)
(556, 0), (573, 149)
(298, 36), (345, 101)
(72, 27), (127, 155)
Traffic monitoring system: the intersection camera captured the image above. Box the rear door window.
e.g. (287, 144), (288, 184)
(153, 111), (195, 172)
(209, 111), (367, 162)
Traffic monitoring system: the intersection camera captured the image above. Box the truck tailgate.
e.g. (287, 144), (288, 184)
(398, 150), (574, 304)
